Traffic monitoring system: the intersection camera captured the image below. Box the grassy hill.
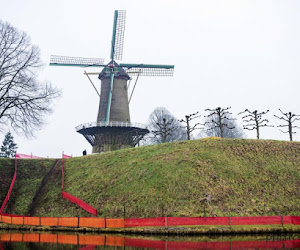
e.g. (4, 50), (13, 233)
(0, 139), (299, 218)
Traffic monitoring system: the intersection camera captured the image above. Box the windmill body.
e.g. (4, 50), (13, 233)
(97, 62), (131, 124)
(50, 10), (174, 153)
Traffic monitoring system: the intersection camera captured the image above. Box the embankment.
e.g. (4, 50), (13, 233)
(0, 139), (299, 219)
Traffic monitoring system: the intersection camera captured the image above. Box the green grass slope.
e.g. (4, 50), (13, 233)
(1, 139), (300, 218)
(0, 159), (57, 215)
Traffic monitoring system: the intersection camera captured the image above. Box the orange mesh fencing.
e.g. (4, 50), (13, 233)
(11, 216), (23, 225)
(41, 217), (58, 227)
(106, 236), (125, 246)
(106, 218), (125, 228)
(23, 234), (39, 243)
(40, 234), (58, 244)
(1, 215), (11, 224)
(58, 234), (78, 245)
(79, 235), (105, 245)
(58, 217), (79, 227)
(24, 217), (40, 226)
(79, 217), (105, 228)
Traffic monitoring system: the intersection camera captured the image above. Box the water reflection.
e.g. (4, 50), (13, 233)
(0, 231), (299, 249)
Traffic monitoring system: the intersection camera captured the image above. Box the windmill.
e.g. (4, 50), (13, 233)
(50, 10), (175, 153)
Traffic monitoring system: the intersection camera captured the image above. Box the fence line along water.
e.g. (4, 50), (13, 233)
(0, 214), (299, 228)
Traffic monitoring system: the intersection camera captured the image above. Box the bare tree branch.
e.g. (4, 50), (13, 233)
(178, 111), (203, 140)
(0, 21), (61, 136)
(274, 109), (300, 141)
(238, 109), (272, 139)
(203, 107), (239, 138)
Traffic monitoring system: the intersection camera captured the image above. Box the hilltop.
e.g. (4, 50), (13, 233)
(0, 139), (299, 218)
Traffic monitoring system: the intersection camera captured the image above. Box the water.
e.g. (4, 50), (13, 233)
(0, 231), (299, 249)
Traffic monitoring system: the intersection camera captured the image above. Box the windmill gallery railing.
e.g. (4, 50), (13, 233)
(75, 121), (148, 131)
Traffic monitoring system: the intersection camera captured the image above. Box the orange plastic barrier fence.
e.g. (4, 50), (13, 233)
(24, 217), (40, 226)
(41, 217), (58, 226)
(106, 218), (125, 228)
(58, 217), (79, 227)
(11, 216), (23, 225)
(1, 214), (300, 228)
(79, 217), (105, 228)
(1, 215), (11, 224)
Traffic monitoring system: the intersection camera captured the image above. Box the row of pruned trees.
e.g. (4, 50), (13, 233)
(239, 108), (300, 141)
(145, 107), (300, 145)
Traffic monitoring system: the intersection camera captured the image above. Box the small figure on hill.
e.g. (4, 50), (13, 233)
(83, 149), (87, 156)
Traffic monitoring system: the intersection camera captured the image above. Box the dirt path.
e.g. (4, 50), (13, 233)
(27, 159), (60, 216)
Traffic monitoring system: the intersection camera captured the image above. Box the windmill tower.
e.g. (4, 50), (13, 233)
(50, 10), (175, 153)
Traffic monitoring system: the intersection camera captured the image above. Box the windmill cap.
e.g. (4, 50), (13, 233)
(99, 60), (130, 80)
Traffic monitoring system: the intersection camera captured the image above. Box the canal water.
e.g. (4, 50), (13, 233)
(0, 231), (299, 249)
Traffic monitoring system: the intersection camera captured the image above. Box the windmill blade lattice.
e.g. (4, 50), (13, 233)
(50, 55), (105, 67)
(121, 64), (174, 76)
(111, 10), (126, 61)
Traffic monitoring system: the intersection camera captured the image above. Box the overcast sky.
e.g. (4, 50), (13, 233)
(1, 0), (300, 157)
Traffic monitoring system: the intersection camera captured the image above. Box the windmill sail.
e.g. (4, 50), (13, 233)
(50, 55), (105, 67)
(110, 10), (126, 61)
(121, 63), (174, 76)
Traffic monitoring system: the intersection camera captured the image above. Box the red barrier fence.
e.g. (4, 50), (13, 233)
(61, 191), (97, 216)
(0, 158), (17, 214)
(16, 153), (44, 159)
(1, 213), (299, 228)
(125, 216), (300, 228)
(61, 153), (97, 216)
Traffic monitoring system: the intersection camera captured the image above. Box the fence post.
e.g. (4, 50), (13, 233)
(105, 217), (106, 228)
(229, 210), (231, 228)
(78, 217), (80, 228)
(165, 216), (168, 230)
(281, 216), (284, 227)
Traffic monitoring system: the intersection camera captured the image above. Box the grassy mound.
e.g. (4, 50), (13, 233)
(0, 139), (299, 218)
(0, 159), (57, 215)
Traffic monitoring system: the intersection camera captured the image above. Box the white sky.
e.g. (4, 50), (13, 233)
(1, 0), (300, 157)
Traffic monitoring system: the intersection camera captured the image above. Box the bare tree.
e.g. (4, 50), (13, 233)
(153, 117), (176, 143)
(0, 21), (60, 136)
(238, 109), (272, 139)
(179, 111), (202, 140)
(146, 107), (186, 144)
(204, 107), (238, 138)
(274, 109), (300, 141)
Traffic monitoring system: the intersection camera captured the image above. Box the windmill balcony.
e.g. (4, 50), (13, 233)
(75, 121), (147, 132)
